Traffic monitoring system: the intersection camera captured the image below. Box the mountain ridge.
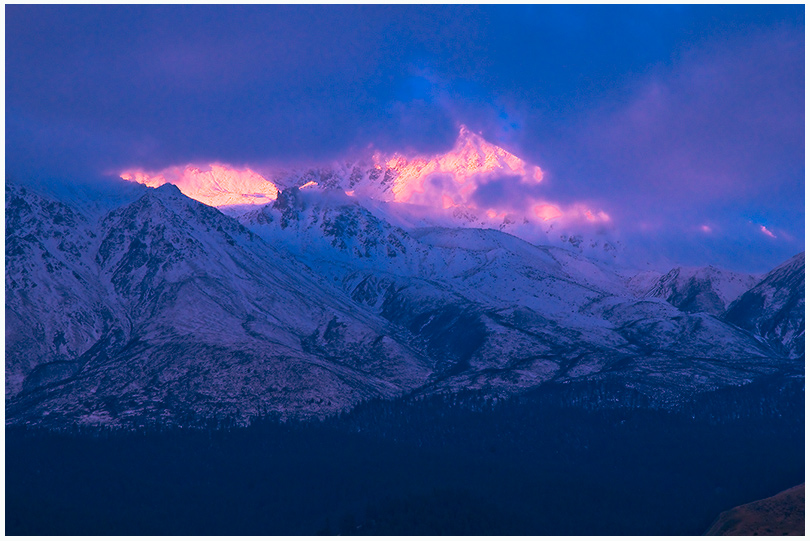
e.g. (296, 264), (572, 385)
(5, 180), (803, 428)
(724, 252), (805, 358)
(120, 126), (623, 263)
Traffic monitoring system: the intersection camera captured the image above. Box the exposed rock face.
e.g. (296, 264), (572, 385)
(643, 266), (760, 315)
(724, 252), (804, 359)
(5, 181), (803, 428)
(705, 484), (805, 536)
(120, 126), (621, 262)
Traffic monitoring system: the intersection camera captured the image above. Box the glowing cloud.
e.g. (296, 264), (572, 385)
(119, 125), (612, 234)
(760, 225), (777, 239)
(442, 195), (458, 209)
(121, 164), (279, 208)
(368, 125), (610, 229)
(375, 125), (536, 204)
(533, 204), (562, 221)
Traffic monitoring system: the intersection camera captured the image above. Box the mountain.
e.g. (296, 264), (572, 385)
(121, 165), (279, 209)
(240, 186), (792, 399)
(704, 484), (805, 536)
(6, 178), (802, 429)
(6, 183), (114, 398)
(641, 266), (760, 315)
(7, 183), (439, 427)
(120, 125), (622, 262)
(723, 252), (805, 359)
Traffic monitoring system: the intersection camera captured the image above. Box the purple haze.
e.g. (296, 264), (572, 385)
(6, 5), (803, 272)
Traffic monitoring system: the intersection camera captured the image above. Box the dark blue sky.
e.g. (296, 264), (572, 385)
(6, 5), (804, 272)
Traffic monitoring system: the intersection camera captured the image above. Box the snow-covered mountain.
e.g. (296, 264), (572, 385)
(120, 125), (621, 263)
(724, 252), (804, 359)
(6, 183), (114, 397)
(5, 180), (803, 428)
(641, 266), (760, 315)
(7, 183), (436, 426)
(121, 164), (279, 208)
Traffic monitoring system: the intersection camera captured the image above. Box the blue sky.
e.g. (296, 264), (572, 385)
(6, 5), (804, 272)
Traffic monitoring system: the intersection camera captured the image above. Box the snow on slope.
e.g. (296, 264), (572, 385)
(6, 181), (801, 428)
(241, 186), (627, 321)
(239, 186), (788, 400)
(642, 266), (761, 315)
(724, 252), (805, 358)
(121, 125), (621, 262)
(6, 183), (118, 396)
(7, 183), (436, 427)
(121, 164), (279, 208)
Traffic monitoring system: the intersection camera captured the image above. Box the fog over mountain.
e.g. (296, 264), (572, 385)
(8, 6), (803, 274)
(120, 127), (623, 263)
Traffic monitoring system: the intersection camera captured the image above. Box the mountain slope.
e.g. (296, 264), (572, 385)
(642, 266), (759, 315)
(723, 252), (804, 358)
(6, 182), (802, 428)
(241, 188), (789, 402)
(7, 183), (435, 427)
(6, 183), (120, 397)
(704, 484), (805, 535)
(122, 125), (621, 262)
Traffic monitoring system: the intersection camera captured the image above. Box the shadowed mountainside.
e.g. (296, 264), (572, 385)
(5, 180), (803, 428)
(705, 483), (804, 536)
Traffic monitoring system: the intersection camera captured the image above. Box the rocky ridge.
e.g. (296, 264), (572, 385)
(5, 181), (804, 428)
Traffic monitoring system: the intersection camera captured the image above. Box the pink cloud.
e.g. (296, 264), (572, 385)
(120, 126), (613, 234)
(534, 204), (562, 221)
(373, 126), (610, 229)
(121, 163), (279, 208)
(760, 225), (777, 239)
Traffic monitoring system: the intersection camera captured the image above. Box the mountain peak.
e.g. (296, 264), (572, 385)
(373, 125), (542, 206)
(118, 128), (620, 261)
(155, 182), (183, 196)
(643, 265), (760, 315)
(724, 252), (804, 358)
(121, 164), (279, 209)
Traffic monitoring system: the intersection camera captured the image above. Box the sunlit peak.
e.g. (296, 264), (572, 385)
(118, 126), (611, 235)
(121, 163), (279, 208)
(374, 125), (540, 205)
(363, 126), (610, 230)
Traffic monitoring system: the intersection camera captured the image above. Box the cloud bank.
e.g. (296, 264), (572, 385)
(6, 5), (803, 272)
